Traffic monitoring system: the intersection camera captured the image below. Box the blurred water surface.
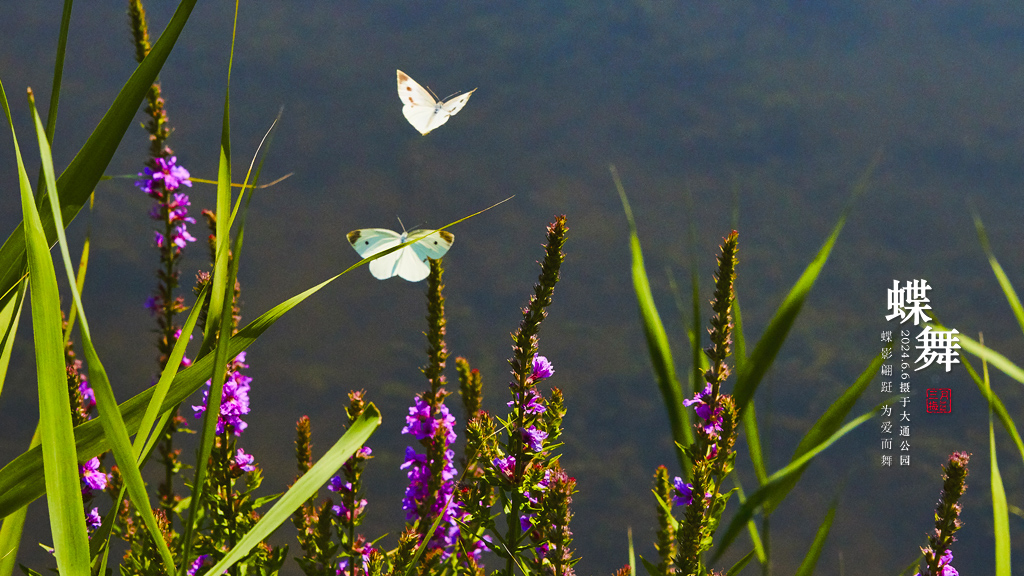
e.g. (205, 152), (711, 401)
(1, 2), (1022, 573)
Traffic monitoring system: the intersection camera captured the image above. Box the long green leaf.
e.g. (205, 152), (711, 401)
(88, 287), (206, 563)
(31, 100), (176, 573)
(711, 406), (876, 562)
(729, 480), (766, 565)
(202, 404), (382, 576)
(612, 165), (692, 473)
(0, 200), (503, 517)
(0, 429), (36, 576)
(981, 343), (1012, 576)
(180, 1), (239, 561)
(0, 284), (26, 399)
(0, 0), (198, 301)
(764, 351), (884, 513)
(932, 324), (1024, 466)
(793, 497), (838, 576)
(5, 82), (89, 576)
(732, 156), (878, 411)
(970, 207), (1024, 336)
(733, 214), (843, 412)
(725, 549), (756, 576)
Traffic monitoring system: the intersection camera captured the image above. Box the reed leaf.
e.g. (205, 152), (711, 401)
(180, 2), (240, 565)
(201, 404), (382, 576)
(612, 165), (692, 473)
(4, 80), (89, 576)
(711, 406), (876, 562)
(793, 497), (838, 576)
(981, 341), (1012, 576)
(970, 207), (1024, 336)
(931, 324), (1024, 466)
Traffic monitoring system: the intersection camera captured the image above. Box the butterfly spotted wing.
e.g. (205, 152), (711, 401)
(347, 228), (454, 282)
(397, 70), (476, 135)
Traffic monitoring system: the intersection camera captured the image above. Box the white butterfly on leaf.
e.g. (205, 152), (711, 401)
(397, 70), (476, 135)
(347, 224), (455, 282)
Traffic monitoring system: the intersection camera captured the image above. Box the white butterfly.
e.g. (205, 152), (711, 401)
(397, 70), (476, 135)
(347, 226), (455, 282)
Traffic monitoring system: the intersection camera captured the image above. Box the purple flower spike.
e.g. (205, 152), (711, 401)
(192, 364), (252, 436)
(531, 353), (554, 380)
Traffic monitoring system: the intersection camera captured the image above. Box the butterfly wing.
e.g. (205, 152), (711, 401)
(403, 102), (450, 135)
(396, 70), (475, 134)
(397, 70), (444, 135)
(347, 228), (405, 280)
(392, 247), (432, 282)
(408, 229), (455, 260)
(440, 88), (476, 117)
(393, 230), (454, 282)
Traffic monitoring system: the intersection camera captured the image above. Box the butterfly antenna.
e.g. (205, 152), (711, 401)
(396, 216), (407, 234)
(426, 85), (442, 100)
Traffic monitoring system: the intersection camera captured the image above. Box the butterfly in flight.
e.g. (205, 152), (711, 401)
(397, 70), (476, 135)
(347, 224), (454, 282)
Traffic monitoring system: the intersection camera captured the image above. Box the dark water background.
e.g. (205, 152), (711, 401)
(1, 2), (1023, 573)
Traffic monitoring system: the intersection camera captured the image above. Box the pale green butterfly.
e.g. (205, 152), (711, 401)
(347, 224), (454, 282)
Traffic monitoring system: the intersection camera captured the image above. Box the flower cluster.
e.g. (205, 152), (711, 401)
(400, 395), (463, 555)
(192, 352), (252, 436)
(136, 156), (196, 254)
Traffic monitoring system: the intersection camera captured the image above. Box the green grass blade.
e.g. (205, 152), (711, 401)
(763, 351), (884, 513)
(31, 95), (176, 573)
(970, 207), (1024, 335)
(181, 3), (240, 566)
(733, 210), (845, 412)
(135, 287), (207, 458)
(0, 283), (26, 398)
(981, 341), (1012, 576)
(43, 0), (73, 142)
(612, 166), (692, 473)
(711, 406), (876, 562)
(4, 82), (89, 576)
(741, 401), (768, 487)
(730, 479), (766, 565)
(628, 526), (636, 576)
(939, 325), (1024, 384)
(639, 554), (659, 576)
(0, 428), (37, 576)
(793, 497), (838, 576)
(931, 323), (1024, 465)
(0, 0), (198, 303)
(201, 404), (382, 576)
(724, 549), (756, 575)
(732, 155), (878, 412)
